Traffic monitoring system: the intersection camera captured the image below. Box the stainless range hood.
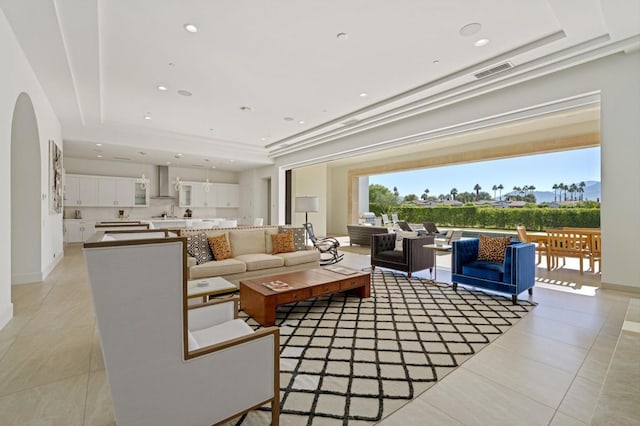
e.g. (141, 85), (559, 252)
(150, 165), (176, 199)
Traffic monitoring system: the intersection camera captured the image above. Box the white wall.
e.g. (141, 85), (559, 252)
(292, 164), (328, 237)
(0, 9), (63, 328)
(274, 52), (640, 290)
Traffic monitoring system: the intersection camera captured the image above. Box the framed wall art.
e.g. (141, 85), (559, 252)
(49, 140), (63, 213)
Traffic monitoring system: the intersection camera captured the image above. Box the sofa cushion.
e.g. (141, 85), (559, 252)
(276, 250), (320, 266)
(187, 232), (214, 264)
(477, 235), (511, 263)
(208, 234), (233, 260)
(375, 249), (405, 263)
(229, 229), (266, 256)
(190, 319), (253, 348)
(234, 253), (284, 271)
(271, 232), (295, 254)
(190, 258), (246, 279)
(462, 260), (505, 281)
(279, 226), (306, 251)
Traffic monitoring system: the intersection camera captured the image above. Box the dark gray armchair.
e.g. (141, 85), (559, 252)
(370, 233), (435, 278)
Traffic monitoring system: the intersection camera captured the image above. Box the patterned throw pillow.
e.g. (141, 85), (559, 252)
(208, 234), (232, 260)
(278, 226), (306, 251)
(271, 232), (295, 254)
(186, 232), (214, 264)
(477, 235), (511, 263)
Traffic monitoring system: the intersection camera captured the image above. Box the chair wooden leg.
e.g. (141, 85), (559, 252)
(511, 294), (518, 305)
(407, 271), (412, 278)
(271, 396), (280, 426)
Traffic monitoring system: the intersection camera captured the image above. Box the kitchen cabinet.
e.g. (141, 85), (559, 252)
(64, 175), (99, 206)
(179, 182), (216, 207)
(214, 183), (240, 208)
(134, 182), (149, 206)
(98, 177), (134, 206)
(64, 219), (96, 243)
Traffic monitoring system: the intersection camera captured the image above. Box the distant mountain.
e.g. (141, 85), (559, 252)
(499, 181), (601, 203)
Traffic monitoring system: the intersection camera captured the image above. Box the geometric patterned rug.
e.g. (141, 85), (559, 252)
(232, 270), (537, 425)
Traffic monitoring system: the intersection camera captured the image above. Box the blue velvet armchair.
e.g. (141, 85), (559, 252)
(451, 239), (535, 304)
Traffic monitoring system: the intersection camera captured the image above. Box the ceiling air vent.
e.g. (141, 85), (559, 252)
(473, 62), (514, 79)
(113, 156), (131, 161)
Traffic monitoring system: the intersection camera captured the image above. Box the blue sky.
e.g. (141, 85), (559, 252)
(369, 147), (600, 198)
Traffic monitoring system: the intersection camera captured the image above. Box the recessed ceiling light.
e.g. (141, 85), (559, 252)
(95, 143), (102, 147)
(175, 153), (183, 158)
(283, 116), (294, 121)
(177, 89), (192, 97)
(97, 154), (103, 158)
(209, 128), (214, 131)
(336, 32), (348, 40)
(474, 38), (490, 47)
(433, 59), (440, 64)
(298, 120), (305, 124)
(459, 23), (482, 37)
(229, 159), (235, 162)
(359, 92), (368, 97)
(157, 85), (168, 91)
(184, 24), (198, 33)
(240, 106), (252, 112)
(168, 62), (175, 67)
(144, 115), (152, 120)
(260, 137), (268, 141)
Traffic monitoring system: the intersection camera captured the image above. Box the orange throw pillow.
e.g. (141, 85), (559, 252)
(271, 232), (295, 254)
(477, 235), (511, 263)
(208, 234), (232, 260)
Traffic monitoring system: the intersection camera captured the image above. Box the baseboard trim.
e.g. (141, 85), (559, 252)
(43, 252), (64, 279)
(0, 303), (14, 330)
(601, 281), (640, 295)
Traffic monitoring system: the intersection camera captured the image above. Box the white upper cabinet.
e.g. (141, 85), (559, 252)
(64, 175), (99, 206)
(64, 174), (145, 207)
(98, 177), (135, 207)
(214, 183), (240, 208)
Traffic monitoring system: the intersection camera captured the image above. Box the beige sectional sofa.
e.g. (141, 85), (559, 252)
(180, 227), (320, 285)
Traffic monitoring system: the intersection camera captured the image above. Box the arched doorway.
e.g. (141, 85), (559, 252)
(11, 92), (42, 284)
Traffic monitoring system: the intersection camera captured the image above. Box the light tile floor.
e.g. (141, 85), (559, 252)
(0, 243), (636, 425)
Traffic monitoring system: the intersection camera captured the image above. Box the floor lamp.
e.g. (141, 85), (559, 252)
(295, 196), (320, 244)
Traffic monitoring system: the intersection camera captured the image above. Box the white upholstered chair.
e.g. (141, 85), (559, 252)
(84, 232), (280, 425)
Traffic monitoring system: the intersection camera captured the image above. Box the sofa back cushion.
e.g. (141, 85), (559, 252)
(228, 229), (266, 256)
(477, 235), (511, 263)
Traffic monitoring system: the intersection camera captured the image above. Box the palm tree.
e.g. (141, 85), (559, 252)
(579, 181), (586, 201)
(492, 185), (498, 200)
(497, 184), (504, 200)
(421, 188), (430, 201)
(558, 182), (565, 201)
(513, 186), (521, 198)
(522, 185), (529, 196)
(473, 184), (482, 200)
(570, 183), (578, 201)
(450, 188), (458, 200)
(563, 183), (569, 201)
(529, 185), (536, 196)
(552, 184), (558, 202)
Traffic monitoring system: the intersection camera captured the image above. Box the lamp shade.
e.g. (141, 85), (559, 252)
(295, 196), (319, 213)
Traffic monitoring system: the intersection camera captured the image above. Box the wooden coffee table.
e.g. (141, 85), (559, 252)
(239, 268), (371, 326)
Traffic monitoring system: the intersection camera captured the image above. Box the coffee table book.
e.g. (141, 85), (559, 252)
(262, 280), (291, 291)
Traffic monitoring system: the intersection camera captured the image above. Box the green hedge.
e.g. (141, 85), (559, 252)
(376, 206), (600, 231)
